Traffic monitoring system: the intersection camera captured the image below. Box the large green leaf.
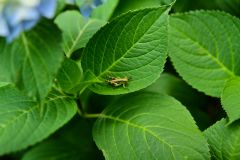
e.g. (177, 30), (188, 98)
(93, 93), (210, 159)
(81, 6), (170, 95)
(143, 73), (211, 130)
(113, 0), (174, 17)
(221, 77), (240, 124)
(169, 11), (240, 97)
(204, 119), (240, 160)
(55, 11), (105, 57)
(0, 21), (63, 100)
(144, 73), (208, 108)
(22, 119), (101, 160)
(0, 85), (77, 155)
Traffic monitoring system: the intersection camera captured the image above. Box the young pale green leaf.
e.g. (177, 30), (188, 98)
(22, 119), (101, 160)
(55, 11), (105, 57)
(0, 21), (63, 100)
(221, 77), (240, 124)
(91, 0), (119, 21)
(0, 85), (77, 155)
(204, 119), (240, 160)
(81, 6), (170, 95)
(56, 58), (82, 93)
(169, 11), (240, 97)
(93, 93), (210, 159)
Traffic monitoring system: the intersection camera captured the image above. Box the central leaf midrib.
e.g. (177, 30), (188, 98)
(21, 34), (40, 96)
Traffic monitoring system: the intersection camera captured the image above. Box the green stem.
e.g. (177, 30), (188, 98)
(83, 113), (102, 119)
(76, 97), (85, 116)
(79, 85), (88, 95)
(75, 95), (101, 119)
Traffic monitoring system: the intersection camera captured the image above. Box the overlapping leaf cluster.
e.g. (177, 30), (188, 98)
(1, 0), (240, 159)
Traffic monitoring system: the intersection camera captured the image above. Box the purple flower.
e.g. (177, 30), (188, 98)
(0, 0), (56, 42)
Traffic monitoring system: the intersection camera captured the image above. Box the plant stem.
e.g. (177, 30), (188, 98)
(76, 96), (85, 116)
(83, 113), (102, 119)
(75, 95), (101, 119)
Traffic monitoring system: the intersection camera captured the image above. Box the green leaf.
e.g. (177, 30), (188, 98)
(204, 119), (240, 160)
(55, 11), (106, 57)
(56, 58), (82, 93)
(23, 140), (82, 160)
(144, 73), (208, 108)
(91, 0), (119, 21)
(22, 119), (101, 160)
(56, 0), (67, 14)
(93, 92), (210, 159)
(0, 85), (77, 155)
(221, 77), (240, 124)
(81, 6), (170, 95)
(213, 0), (240, 16)
(113, 0), (174, 17)
(169, 11), (240, 97)
(143, 73), (211, 130)
(0, 21), (63, 100)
